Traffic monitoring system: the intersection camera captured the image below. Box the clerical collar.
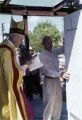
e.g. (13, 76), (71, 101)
(7, 39), (15, 47)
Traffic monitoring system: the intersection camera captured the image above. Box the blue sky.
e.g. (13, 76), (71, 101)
(0, 0), (64, 42)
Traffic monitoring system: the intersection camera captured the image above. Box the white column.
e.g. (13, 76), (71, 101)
(79, 0), (82, 4)
(64, 10), (82, 120)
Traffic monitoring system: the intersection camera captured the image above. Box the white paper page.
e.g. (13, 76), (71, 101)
(29, 54), (43, 71)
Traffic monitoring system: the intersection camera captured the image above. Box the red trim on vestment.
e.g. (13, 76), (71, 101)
(0, 45), (25, 120)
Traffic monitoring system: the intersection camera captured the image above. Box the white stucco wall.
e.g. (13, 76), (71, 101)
(64, 10), (82, 120)
(79, 0), (82, 4)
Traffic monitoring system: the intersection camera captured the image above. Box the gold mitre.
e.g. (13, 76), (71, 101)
(10, 17), (24, 35)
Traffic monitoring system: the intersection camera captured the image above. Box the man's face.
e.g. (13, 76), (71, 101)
(44, 38), (52, 52)
(19, 34), (24, 41)
(13, 34), (24, 47)
(17, 34), (24, 46)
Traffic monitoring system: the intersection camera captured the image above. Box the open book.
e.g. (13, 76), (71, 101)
(28, 54), (43, 71)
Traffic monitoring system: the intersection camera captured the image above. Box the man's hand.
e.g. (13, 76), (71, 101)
(21, 65), (29, 76)
(25, 60), (32, 66)
(61, 72), (70, 80)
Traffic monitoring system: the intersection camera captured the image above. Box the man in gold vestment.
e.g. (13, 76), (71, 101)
(0, 17), (35, 120)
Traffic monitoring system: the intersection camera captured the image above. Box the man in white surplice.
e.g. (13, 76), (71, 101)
(39, 36), (65, 120)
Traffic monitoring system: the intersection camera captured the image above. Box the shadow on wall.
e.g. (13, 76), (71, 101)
(64, 10), (80, 70)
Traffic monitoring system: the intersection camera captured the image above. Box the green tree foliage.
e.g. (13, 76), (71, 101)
(28, 21), (62, 52)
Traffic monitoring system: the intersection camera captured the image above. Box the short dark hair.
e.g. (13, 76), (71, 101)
(42, 36), (51, 45)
